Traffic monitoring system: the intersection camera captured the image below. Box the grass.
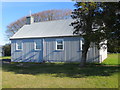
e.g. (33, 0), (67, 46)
(102, 53), (119, 65)
(1, 54), (119, 88)
(0, 56), (11, 60)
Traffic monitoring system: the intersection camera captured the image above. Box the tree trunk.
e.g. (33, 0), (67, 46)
(80, 40), (90, 67)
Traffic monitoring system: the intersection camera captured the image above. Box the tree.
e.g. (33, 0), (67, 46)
(6, 9), (72, 38)
(102, 2), (120, 53)
(107, 40), (120, 53)
(3, 44), (11, 56)
(71, 2), (120, 67)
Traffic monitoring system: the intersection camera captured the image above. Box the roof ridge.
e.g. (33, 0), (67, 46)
(32, 18), (73, 24)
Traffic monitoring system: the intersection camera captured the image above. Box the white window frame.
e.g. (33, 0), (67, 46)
(16, 41), (23, 50)
(80, 40), (85, 51)
(56, 39), (64, 50)
(34, 41), (41, 50)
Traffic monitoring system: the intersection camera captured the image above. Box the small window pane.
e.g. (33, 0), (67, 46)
(56, 39), (63, 50)
(57, 45), (63, 49)
(35, 41), (41, 50)
(17, 42), (22, 50)
(57, 40), (63, 45)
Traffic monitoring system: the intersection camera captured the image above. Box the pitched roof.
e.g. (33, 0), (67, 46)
(10, 19), (75, 39)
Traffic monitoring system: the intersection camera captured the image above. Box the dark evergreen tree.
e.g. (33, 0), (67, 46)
(71, 2), (120, 67)
(3, 44), (11, 56)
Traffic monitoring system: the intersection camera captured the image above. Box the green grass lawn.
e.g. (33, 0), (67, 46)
(2, 54), (119, 88)
(0, 56), (11, 60)
(102, 53), (119, 65)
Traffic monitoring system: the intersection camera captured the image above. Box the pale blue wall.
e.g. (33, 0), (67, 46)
(11, 39), (43, 62)
(11, 37), (100, 63)
(43, 37), (81, 62)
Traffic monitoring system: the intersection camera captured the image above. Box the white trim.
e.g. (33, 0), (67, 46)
(34, 41), (41, 50)
(56, 39), (64, 50)
(80, 40), (82, 51)
(43, 38), (46, 61)
(80, 40), (85, 51)
(16, 41), (23, 50)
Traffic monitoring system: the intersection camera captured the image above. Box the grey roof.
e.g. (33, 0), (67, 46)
(10, 19), (76, 39)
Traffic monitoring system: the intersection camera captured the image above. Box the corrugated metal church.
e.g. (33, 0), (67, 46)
(10, 16), (107, 63)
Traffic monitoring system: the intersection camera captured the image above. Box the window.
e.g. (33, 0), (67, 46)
(34, 41), (41, 50)
(56, 39), (64, 50)
(16, 41), (22, 50)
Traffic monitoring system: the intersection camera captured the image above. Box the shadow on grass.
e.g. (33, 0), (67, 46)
(2, 59), (119, 78)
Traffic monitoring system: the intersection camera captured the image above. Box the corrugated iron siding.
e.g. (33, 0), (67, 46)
(11, 37), (100, 63)
(43, 37), (99, 62)
(87, 45), (99, 63)
(11, 39), (43, 62)
(11, 40), (22, 62)
(43, 37), (81, 62)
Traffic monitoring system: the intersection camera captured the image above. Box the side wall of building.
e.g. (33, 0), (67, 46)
(11, 37), (101, 63)
(43, 37), (82, 62)
(11, 39), (43, 62)
(87, 44), (100, 63)
(99, 40), (107, 63)
(43, 37), (100, 63)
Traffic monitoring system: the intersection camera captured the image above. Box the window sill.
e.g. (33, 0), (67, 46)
(34, 49), (41, 51)
(56, 49), (64, 51)
(16, 49), (22, 51)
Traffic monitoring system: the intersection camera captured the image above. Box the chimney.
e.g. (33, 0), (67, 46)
(26, 16), (34, 25)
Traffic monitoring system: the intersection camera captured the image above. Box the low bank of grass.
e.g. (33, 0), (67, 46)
(0, 56), (11, 59)
(102, 53), (119, 65)
(2, 54), (119, 88)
